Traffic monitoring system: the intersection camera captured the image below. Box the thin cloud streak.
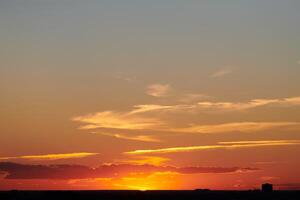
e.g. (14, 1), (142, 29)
(197, 96), (300, 111)
(129, 104), (176, 114)
(197, 99), (279, 111)
(0, 153), (99, 161)
(219, 140), (300, 145)
(125, 140), (300, 155)
(173, 122), (300, 134)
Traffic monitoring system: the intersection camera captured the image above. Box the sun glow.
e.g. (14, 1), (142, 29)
(111, 172), (179, 190)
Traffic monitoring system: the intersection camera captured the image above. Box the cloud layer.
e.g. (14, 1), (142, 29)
(0, 162), (258, 180)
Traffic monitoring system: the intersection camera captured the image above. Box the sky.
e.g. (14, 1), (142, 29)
(1, 0), (300, 190)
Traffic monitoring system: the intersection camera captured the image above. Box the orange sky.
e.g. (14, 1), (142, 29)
(1, 1), (300, 190)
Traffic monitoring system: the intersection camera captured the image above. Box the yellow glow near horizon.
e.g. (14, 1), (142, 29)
(111, 172), (179, 190)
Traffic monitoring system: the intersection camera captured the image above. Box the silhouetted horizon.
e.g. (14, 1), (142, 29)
(1, 190), (300, 200)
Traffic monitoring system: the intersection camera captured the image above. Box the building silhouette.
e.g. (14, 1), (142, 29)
(262, 183), (273, 192)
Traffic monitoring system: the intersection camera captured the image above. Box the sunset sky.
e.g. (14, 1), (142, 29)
(1, 0), (300, 190)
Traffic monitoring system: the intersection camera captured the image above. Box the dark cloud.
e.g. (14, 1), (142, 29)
(176, 166), (256, 174)
(275, 183), (300, 189)
(0, 162), (258, 180)
(0, 171), (8, 179)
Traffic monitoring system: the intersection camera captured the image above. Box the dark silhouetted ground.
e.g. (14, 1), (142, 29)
(0, 190), (299, 200)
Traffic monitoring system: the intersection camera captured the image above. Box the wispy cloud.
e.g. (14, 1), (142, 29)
(74, 102), (300, 134)
(72, 95), (300, 141)
(72, 103), (188, 133)
(101, 132), (161, 142)
(146, 84), (170, 97)
(211, 69), (232, 78)
(125, 140), (300, 155)
(72, 105), (172, 142)
(0, 153), (99, 161)
(72, 111), (163, 130)
(74, 111), (300, 138)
